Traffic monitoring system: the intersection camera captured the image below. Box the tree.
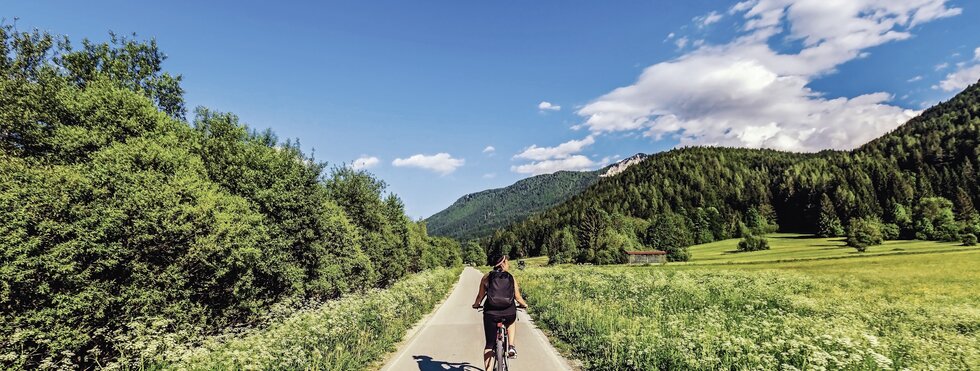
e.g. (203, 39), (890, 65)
(645, 213), (693, 262)
(914, 197), (959, 241)
(817, 194), (845, 237)
(962, 233), (978, 246)
(462, 241), (488, 266)
(547, 227), (579, 265)
(576, 206), (609, 263)
(737, 234), (770, 252)
(847, 217), (883, 251)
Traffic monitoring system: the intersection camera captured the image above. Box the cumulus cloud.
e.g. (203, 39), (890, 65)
(937, 62), (980, 92)
(514, 136), (595, 161)
(576, 0), (959, 151)
(538, 101), (561, 111)
(511, 155), (596, 175)
(483, 145), (496, 153)
(695, 11), (723, 27)
(392, 153), (464, 175)
(352, 156), (380, 170)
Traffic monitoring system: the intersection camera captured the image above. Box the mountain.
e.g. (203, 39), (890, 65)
(426, 170), (600, 240)
(427, 154), (654, 241)
(600, 153), (648, 177)
(482, 80), (980, 264)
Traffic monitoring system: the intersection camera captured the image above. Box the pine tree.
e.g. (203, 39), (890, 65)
(817, 193), (845, 237)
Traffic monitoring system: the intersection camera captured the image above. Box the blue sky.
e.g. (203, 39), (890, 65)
(6, 0), (980, 218)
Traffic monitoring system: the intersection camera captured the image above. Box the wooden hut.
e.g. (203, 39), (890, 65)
(625, 250), (667, 264)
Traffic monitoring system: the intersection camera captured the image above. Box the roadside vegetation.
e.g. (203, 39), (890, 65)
(0, 28), (461, 368)
(518, 249), (980, 370)
(162, 267), (461, 370)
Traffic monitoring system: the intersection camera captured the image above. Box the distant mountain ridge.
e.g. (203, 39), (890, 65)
(426, 154), (651, 240)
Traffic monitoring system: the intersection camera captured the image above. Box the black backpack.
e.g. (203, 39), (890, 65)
(485, 270), (515, 309)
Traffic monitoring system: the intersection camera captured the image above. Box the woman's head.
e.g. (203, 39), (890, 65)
(493, 255), (510, 271)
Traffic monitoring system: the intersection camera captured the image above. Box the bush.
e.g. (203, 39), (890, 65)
(847, 217), (883, 252)
(963, 233), (978, 246)
(737, 234), (770, 252)
(881, 223), (901, 240)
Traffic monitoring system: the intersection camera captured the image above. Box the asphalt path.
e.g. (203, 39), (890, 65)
(380, 267), (572, 371)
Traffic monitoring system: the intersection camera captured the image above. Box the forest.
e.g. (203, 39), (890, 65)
(0, 28), (462, 368)
(426, 169), (599, 241)
(482, 80), (980, 264)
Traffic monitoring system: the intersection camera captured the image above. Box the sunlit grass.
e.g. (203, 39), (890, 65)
(518, 249), (979, 370)
(158, 267), (462, 370)
(686, 233), (973, 264)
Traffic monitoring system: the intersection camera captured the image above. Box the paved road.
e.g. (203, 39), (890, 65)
(380, 267), (572, 371)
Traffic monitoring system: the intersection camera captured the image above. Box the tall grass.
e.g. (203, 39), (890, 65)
(518, 251), (979, 370)
(155, 267), (461, 370)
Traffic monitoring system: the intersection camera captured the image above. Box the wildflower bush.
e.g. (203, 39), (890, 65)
(153, 267), (461, 370)
(518, 252), (979, 370)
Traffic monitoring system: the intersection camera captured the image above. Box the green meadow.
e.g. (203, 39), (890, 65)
(685, 233), (974, 264)
(517, 238), (979, 370)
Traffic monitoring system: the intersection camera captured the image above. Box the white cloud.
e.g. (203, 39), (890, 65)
(538, 101), (561, 111)
(351, 156), (379, 170)
(392, 153), (464, 175)
(510, 155), (596, 175)
(482, 172), (497, 179)
(935, 62), (950, 71)
(674, 36), (689, 49)
(937, 64), (980, 92)
(575, 0), (959, 152)
(483, 145), (496, 153)
(695, 11), (723, 27)
(975, 47), (980, 61)
(907, 75), (923, 82)
(514, 136), (595, 161)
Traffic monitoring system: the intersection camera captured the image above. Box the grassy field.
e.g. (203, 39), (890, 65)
(153, 267), (461, 370)
(517, 243), (979, 370)
(685, 233), (974, 264)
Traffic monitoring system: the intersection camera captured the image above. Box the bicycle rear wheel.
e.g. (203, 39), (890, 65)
(494, 328), (508, 371)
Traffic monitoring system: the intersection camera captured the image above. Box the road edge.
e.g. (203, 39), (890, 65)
(376, 267), (466, 371)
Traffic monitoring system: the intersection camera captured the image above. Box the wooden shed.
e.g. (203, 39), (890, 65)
(626, 250), (667, 264)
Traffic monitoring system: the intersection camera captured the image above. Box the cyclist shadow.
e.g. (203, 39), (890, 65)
(413, 355), (483, 371)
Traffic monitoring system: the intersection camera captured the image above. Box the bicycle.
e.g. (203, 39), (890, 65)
(475, 306), (525, 371)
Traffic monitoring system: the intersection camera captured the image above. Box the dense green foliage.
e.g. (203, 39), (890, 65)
(0, 28), (460, 369)
(518, 250), (980, 369)
(846, 217), (884, 251)
(737, 234), (770, 252)
(485, 79), (980, 264)
(426, 170), (598, 240)
(164, 267), (460, 370)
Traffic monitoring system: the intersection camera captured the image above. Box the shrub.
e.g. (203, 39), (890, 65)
(737, 234), (770, 252)
(963, 233), (978, 246)
(847, 217), (883, 252)
(881, 223), (901, 240)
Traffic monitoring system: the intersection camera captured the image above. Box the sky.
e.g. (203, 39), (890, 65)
(5, 0), (980, 218)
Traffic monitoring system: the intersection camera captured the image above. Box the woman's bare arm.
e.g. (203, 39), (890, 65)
(514, 279), (528, 308)
(472, 273), (488, 307)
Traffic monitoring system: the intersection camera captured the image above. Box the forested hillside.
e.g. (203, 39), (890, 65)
(484, 80), (980, 264)
(426, 170), (599, 240)
(0, 28), (461, 369)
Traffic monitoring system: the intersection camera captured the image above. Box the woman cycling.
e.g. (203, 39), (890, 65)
(472, 255), (528, 369)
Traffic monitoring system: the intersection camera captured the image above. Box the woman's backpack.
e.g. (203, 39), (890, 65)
(485, 270), (515, 309)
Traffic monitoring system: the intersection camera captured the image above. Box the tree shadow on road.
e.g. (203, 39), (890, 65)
(413, 355), (483, 371)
